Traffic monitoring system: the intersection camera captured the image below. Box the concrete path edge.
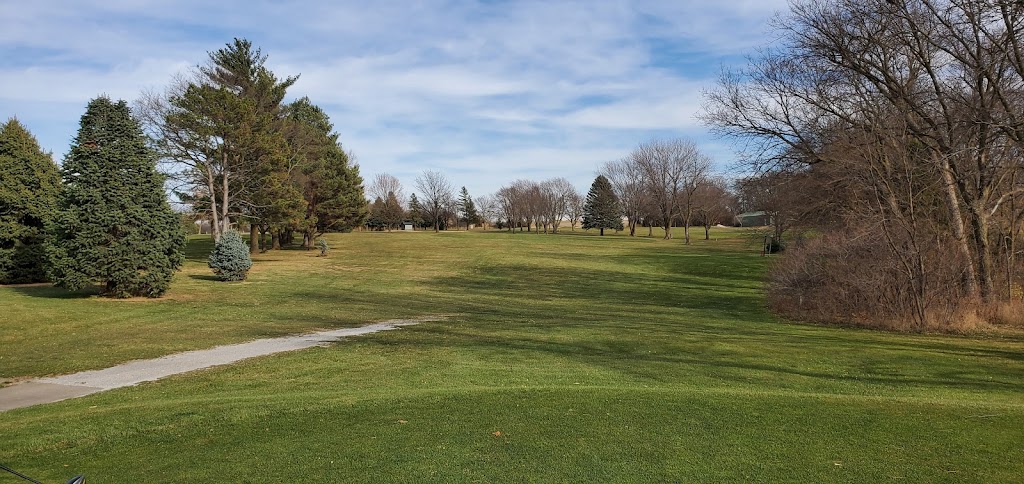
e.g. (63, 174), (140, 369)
(0, 318), (437, 413)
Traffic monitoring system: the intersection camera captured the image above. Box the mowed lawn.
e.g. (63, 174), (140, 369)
(1, 229), (1023, 482)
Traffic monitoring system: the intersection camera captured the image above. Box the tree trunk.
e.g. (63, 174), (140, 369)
(220, 155), (231, 239)
(936, 154), (979, 298)
(970, 203), (995, 301)
(206, 172), (221, 242)
(600, 227), (605, 236)
(272, 232), (281, 250)
(249, 224), (259, 255)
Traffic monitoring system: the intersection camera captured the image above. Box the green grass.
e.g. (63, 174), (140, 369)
(1, 228), (1023, 482)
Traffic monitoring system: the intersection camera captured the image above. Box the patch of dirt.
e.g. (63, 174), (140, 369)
(0, 376), (34, 388)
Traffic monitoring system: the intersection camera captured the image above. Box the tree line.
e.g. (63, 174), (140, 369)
(362, 171), (483, 232)
(363, 137), (738, 240)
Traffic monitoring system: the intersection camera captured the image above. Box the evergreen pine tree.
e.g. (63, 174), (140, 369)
(0, 118), (61, 283)
(582, 175), (623, 236)
(458, 186), (479, 230)
(367, 197), (387, 230)
(47, 97), (185, 297)
(208, 229), (252, 281)
(407, 193), (425, 229)
(332, 156), (369, 231)
(287, 98), (366, 244)
(383, 190), (404, 231)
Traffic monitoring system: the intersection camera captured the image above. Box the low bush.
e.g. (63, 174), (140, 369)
(208, 230), (252, 281)
(768, 228), (975, 332)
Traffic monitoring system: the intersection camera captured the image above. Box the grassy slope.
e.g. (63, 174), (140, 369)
(1, 229), (1023, 482)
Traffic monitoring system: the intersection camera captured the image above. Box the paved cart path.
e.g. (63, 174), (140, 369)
(0, 319), (432, 412)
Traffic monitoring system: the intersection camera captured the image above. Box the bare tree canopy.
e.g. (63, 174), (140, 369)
(414, 170), (454, 232)
(693, 176), (736, 240)
(703, 0), (1024, 324)
(475, 194), (498, 228)
(538, 178), (575, 234)
(565, 189), (585, 231)
(601, 158), (648, 236)
(368, 173), (405, 209)
(631, 138), (712, 241)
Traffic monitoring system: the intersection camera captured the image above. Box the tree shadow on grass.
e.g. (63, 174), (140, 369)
(427, 248), (771, 326)
(189, 274), (221, 281)
(6, 283), (103, 299)
(392, 244), (1024, 397)
(252, 232), (1024, 399)
(377, 321), (1024, 398)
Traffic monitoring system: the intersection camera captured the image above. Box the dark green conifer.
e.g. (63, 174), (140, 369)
(0, 118), (61, 283)
(407, 193), (425, 229)
(288, 97), (367, 241)
(367, 196), (387, 231)
(582, 175), (623, 236)
(458, 186), (479, 230)
(47, 97), (185, 297)
(383, 190), (404, 230)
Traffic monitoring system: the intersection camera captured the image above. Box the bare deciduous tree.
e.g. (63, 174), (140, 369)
(692, 176), (736, 240)
(538, 178), (575, 233)
(704, 0), (1024, 327)
(601, 158), (648, 236)
(704, 0), (1024, 301)
(566, 189), (584, 231)
(368, 173), (405, 209)
(632, 138), (712, 241)
(677, 151), (713, 244)
(475, 194), (497, 229)
(495, 185), (517, 231)
(414, 170), (454, 232)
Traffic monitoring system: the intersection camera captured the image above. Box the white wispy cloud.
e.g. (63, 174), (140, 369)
(0, 0), (785, 196)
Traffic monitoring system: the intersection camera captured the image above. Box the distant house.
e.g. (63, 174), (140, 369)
(736, 211), (772, 227)
(403, 221), (414, 231)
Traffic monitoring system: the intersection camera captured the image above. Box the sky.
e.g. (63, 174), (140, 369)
(0, 0), (788, 197)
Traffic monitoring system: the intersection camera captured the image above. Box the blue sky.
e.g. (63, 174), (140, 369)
(0, 0), (787, 197)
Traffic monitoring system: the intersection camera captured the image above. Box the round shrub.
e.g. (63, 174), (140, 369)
(316, 238), (329, 256)
(208, 230), (252, 281)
